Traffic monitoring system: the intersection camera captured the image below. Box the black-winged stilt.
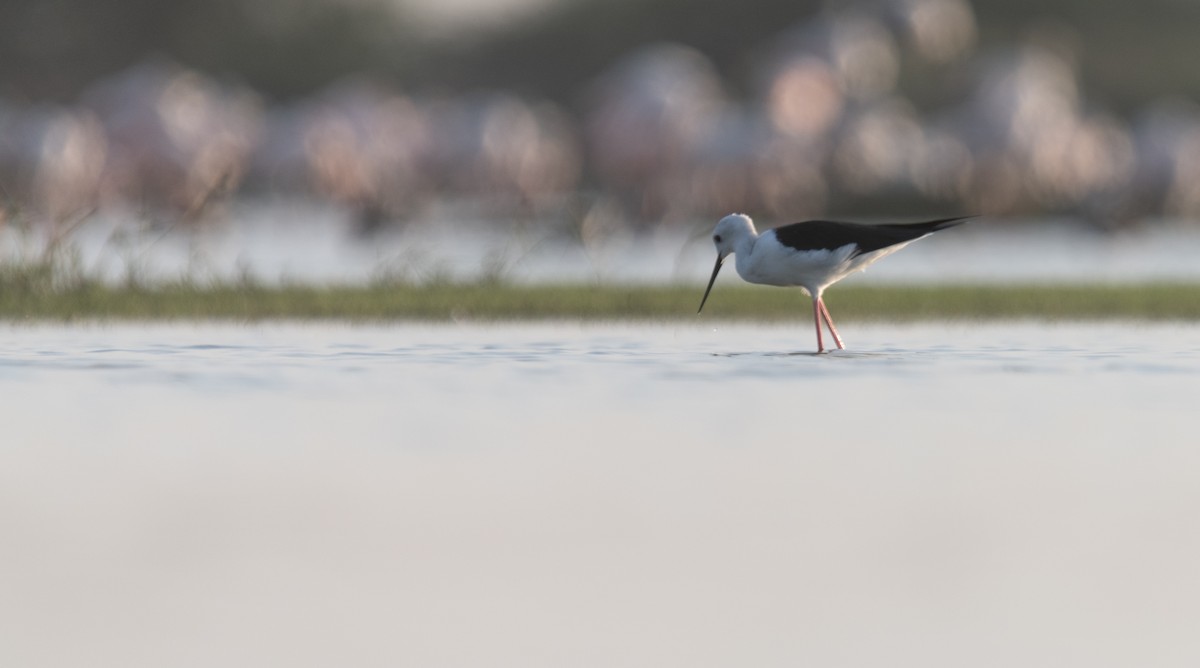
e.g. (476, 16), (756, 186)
(697, 213), (971, 352)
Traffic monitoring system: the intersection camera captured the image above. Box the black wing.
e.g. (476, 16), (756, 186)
(770, 216), (972, 256)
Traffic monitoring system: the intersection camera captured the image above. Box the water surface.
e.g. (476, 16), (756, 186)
(3, 321), (1199, 667)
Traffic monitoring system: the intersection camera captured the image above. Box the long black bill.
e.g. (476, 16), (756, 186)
(697, 255), (725, 313)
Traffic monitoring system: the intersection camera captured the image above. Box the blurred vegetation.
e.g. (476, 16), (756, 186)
(2, 273), (1200, 321)
(4, 0), (1200, 108)
(0, 0), (410, 102)
(441, 0), (1200, 113)
(970, 0), (1200, 114)
(6, 0), (1200, 235)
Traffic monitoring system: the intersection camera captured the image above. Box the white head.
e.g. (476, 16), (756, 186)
(698, 213), (758, 313)
(711, 213), (757, 258)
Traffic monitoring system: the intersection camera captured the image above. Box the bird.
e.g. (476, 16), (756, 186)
(697, 213), (971, 352)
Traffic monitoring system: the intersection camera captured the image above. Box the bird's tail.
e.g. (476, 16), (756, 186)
(877, 216), (975, 233)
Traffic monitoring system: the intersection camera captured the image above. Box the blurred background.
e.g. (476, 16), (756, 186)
(8, 7), (1200, 666)
(3, 0), (1200, 280)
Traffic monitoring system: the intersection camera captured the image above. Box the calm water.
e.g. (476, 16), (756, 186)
(4, 321), (1200, 667)
(44, 208), (1200, 284)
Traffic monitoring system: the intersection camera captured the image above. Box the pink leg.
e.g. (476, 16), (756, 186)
(818, 298), (845, 350)
(811, 297), (825, 353)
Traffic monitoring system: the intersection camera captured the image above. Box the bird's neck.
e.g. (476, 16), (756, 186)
(731, 233), (759, 280)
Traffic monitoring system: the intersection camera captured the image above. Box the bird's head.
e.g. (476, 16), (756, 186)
(711, 213), (755, 257)
(698, 213), (756, 313)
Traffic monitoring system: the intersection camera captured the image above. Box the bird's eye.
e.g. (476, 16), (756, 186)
(713, 235), (722, 244)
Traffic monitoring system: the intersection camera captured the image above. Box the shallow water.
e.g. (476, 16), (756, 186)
(4, 321), (1200, 667)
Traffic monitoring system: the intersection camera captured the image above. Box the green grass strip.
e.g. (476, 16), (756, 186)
(1, 280), (1200, 321)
